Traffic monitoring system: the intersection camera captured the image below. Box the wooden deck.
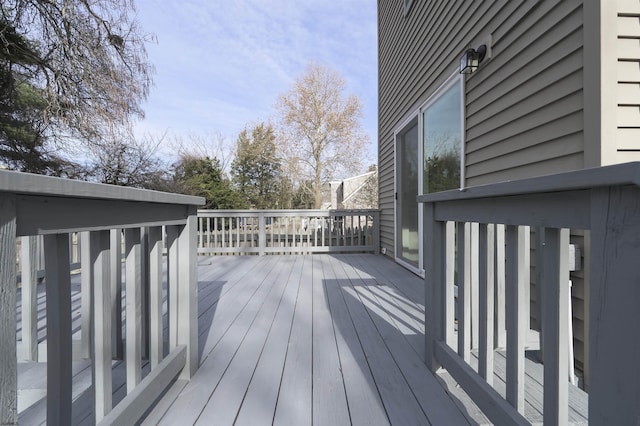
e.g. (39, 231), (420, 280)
(145, 254), (476, 425)
(16, 253), (589, 425)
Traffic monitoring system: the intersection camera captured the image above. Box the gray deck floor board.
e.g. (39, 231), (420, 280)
(234, 256), (305, 426)
(16, 253), (590, 425)
(332, 255), (469, 426)
(272, 256), (313, 426)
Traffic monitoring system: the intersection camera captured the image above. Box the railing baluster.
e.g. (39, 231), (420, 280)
(148, 226), (164, 368)
(542, 227), (570, 425)
(20, 235), (38, 361)
(457, 222), (471, 363)
(259, 212), (266, 256)
(445, 221), (456, 347)
(110, 229), (123, 360)
(495, 224), (506, 349)
(124, 228), (142, 392)
(285, 217), (289, 248)
(80, 232), (91, 359)
(167, 226), (179, 348)
(91, 229), (113, 421)
(471, 222), (479, 350)
(478, 223), (495, 385)
(506, 225), (527, 413)
(350, 214), (355, 246)
(214, 217), (218, 248)
(206, 216), (211, 248)
(269, 214), (274, 252)
(221, 218), (225, 248)
(239, 217), (243, 249)
(140, 227), (150, 361)
(44, 233), (72, 425)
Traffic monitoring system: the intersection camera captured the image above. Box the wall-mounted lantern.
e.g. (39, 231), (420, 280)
(459, 45), (487, 74)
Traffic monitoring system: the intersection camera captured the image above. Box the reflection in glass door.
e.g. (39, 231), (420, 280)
(396, 122), (419, 267)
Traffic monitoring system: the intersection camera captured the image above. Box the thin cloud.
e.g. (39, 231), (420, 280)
(135, 0), (377, 160)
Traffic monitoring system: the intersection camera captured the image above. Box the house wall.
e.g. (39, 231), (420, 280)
(379, 1), (588, 258)
(378, 0), (640, 387)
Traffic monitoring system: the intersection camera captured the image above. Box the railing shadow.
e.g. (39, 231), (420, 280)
(321, 255), (479, 425)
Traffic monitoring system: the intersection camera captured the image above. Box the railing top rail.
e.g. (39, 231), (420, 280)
(418, 162), (640, 204)
(0, 169), (205, 206)
(197, 208), (380, 215)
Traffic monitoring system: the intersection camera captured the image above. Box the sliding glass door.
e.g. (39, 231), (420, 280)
(394, 74), (463, 274)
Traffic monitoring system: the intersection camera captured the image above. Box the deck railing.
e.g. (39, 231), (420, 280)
(1, 170), (203, 425)
(418, 162), (640, 425)
(197, 209), (380, 255)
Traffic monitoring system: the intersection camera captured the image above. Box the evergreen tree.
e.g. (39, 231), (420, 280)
(174, 156), (247, 209)
(231, 123), (283, 209)
(0, 20), (70, 174)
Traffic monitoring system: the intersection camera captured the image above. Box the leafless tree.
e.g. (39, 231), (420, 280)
(171, 131), (236, 175)
(88, 123), (168, 188)
(276, 62), (370, 208)
(1, 0), (154, 145)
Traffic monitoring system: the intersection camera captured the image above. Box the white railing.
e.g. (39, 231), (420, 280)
(197, 209), (380, 255)
(1, 170), (203, 425)
(418, 162), (640, 425)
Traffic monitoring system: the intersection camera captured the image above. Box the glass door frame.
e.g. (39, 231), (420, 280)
(393, 72), (464, 276)
(394, 112), (424, 276)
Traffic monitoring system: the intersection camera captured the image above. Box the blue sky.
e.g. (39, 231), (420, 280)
(134, 0), (378, 163)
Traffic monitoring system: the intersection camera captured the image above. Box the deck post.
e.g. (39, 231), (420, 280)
(0, 195), (17, 425)
(589, 186), (640, 425)
(21, 235), (39, 361)
(178, 212), (198, 378)
(423, 202), (444, 371)
(44, 233), (73, 425)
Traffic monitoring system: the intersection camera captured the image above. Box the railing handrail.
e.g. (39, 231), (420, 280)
(1, 170), (204, 425)
(198, 208), (381, 215)
(418, 161), (640, 203)
(0, 168), (202, 205)
(419, 162), (640, 425)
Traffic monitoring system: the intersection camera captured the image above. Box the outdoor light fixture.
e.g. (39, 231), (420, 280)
(459, 44), (487, 74)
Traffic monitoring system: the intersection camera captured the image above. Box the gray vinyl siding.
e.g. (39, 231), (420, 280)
(378, 0), (585, 256)
(378, 0), (589, 379)
(465, 0), (585, 185)
(616, 5), (640, 161)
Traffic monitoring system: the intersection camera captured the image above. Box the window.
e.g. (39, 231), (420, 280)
(422, 78), (463, 194)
